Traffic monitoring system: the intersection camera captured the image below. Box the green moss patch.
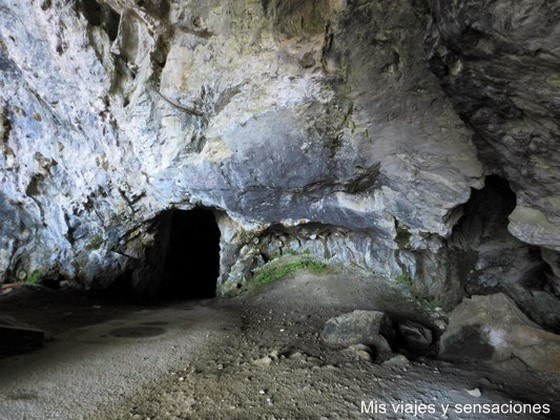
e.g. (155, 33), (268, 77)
(395, 272), (413, 288)
(253, 257), (330, 287)
(26, 269), (44, 285)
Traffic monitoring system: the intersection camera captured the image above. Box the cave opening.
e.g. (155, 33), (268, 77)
(449, 175), (560, 331)
(158, 208), (220, 301)
(451, 174), (517, 247)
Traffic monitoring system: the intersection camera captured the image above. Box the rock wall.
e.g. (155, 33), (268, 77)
(0, 1), (559, 323)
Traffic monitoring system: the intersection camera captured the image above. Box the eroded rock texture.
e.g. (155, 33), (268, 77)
(428, 1), (560, 251)
(0, 1), (559, 323)
(440, 293), (560, 374)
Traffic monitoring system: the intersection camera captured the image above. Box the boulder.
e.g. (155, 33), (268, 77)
(440, 294), (560, 374)
(322, 310), (393, 361)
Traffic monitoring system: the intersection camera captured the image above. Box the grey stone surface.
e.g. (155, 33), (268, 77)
(0, 0), (559, 329)
(427, 0), (560, 252)
(440, 293), (560, 374)
(322, 309), (393, 360)
(0, 0), (482, 294)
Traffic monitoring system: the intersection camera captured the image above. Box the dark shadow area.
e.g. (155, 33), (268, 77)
(100, 208), (221, 303)
(77, 0), (120, 41)
(451, 175), (517, 247)
(159, 208), (220, 300)
(449, 175), (560, 332)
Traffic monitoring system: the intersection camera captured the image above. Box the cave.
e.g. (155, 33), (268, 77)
(450, 175), (518, 254)
(2, 0), (560, 418)
(159, 208), (220, 300)
(449, 175), (560, 332)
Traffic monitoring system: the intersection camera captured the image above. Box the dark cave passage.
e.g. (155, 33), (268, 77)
(451, 175), (517, 246)
(159, 208), (220, 300)
(449, 175), (560, 331)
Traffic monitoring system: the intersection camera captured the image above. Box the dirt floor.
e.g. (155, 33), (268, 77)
(1, 268), (559, 419)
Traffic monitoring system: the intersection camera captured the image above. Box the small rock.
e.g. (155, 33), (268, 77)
(382, 354), (410, 368)
(299, 52), (316, 68)
(433, 319), (447, 331)
(253, 356), (273, 367)
(342, 344), (373, 362)
(289, 351), (304, 359)
(466, 388), (482, 398)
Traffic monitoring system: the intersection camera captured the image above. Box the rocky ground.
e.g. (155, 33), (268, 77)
(1, 268), (559, 419)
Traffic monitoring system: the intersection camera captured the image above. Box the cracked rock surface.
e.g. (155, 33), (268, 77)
(0, 0), (559, 327)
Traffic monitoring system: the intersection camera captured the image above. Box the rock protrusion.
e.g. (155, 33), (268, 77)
(440, 293), (560, 374)
(322, 310), (394, 361)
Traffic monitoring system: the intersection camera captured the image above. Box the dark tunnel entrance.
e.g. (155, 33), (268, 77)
(159, 208), (220, 300)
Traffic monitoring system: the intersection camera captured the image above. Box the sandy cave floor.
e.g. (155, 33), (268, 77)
(1, 269), (559, 420)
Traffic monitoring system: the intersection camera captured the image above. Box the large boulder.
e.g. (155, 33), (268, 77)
(322, 310), (393, 360)
(440, 293), (560, 374)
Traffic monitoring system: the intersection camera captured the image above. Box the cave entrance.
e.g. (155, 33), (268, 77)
(159, 208), (220, 300)
(449, 175), (560, 331)
(452, 175), (517, 246)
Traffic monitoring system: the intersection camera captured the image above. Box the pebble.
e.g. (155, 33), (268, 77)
(253, 356), (273, 367)
(466, 388), (481, 398)
(382, 355), (410, 368)
(289, 351), (304, 359)
(343, 344), (372, 362)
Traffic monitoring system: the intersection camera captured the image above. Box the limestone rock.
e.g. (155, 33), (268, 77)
(0, 0), (482, 296)
(0, 0), (559, 327)
(428, 0), (560, 252)
(322, 310), (393, 360)
(440, 293), (560, 374)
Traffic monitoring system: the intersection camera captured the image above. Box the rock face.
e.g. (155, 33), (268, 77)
(428, 1), (560, 249)
(440, 294), (560, 374)
(427, 0), (560, 307)
(0, 1), (559, 324)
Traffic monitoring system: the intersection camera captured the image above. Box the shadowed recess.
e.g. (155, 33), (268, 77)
(160, 208), (220, 300)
